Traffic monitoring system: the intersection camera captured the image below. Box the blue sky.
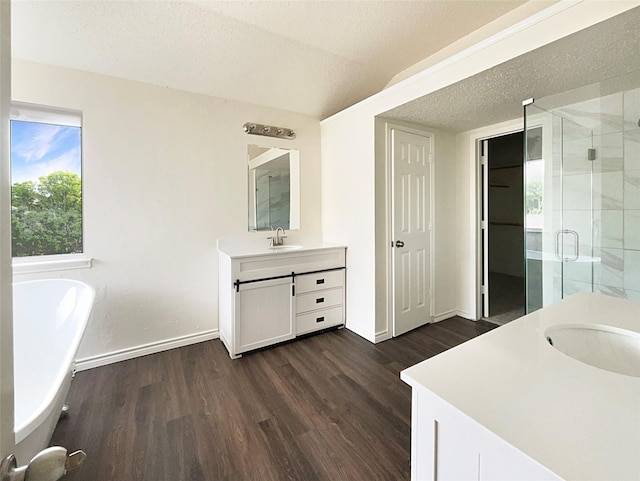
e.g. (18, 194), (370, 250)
(10, 120), (81, 184)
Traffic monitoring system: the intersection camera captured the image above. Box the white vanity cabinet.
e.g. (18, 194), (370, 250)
(401, 294), (640, 481)
(408, 386), (560, 481)
(218, 244), (346, 359)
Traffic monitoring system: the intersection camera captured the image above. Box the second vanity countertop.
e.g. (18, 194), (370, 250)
(401, 292), (640, 481)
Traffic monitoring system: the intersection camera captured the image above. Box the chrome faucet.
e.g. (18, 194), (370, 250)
(269, 226), (286, 247)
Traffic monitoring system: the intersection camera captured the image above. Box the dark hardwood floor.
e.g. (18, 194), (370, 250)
(51, 317), (496, 481)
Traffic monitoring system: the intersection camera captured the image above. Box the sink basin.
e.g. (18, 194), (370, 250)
(545, 324), (640, 378)
(268, 245), (303, 251)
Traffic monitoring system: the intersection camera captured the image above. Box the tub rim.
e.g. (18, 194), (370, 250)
(12, 278), (95, 444)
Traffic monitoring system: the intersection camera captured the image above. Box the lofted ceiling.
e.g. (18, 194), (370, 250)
(382, 6), (640, 132)
(10, 0), (533, 120)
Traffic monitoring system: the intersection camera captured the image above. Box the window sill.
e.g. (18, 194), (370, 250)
(12, 255), (92, 275)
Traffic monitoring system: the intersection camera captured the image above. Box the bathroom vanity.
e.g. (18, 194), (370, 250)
(218, 240), (346, 358)
(401, 293), (640, 481)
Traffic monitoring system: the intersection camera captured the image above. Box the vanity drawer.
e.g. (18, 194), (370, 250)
(296, 306), (343, 336)
(296, 270), (344, 294)
(296, 287), (343, 314)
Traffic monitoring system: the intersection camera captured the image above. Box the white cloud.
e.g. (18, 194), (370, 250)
(11, 147), (81, 184)
(12, 124), (74, 164)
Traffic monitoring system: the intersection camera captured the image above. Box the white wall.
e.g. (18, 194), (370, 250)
(322, 2), (635, 338)
(11, 60), (322, 366)
(432, 129), (458, 319)
(321, 111), (376, 340)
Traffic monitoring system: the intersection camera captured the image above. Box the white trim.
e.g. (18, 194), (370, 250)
(345, 321), (376, 344)
(481, 138), (490, 318)
(375, 329), (390, 344)
(468, 120), (524, 321)
(433, 310), (457, 323)
(12, 255), (92, 275)
(75, 329), (219, 371)
(376, 1), (581, 97)
(455, 310), (474, 321)
(10, 101), (82, 127)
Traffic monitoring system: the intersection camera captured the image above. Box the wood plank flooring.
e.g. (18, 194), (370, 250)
(51, 317), (496, 481)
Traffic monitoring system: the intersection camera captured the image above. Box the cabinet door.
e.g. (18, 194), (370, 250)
(236, 277), (294, 354)
(412, 388), (480, 481)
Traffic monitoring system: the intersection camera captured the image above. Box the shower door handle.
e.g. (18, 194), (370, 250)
(565, 229), (579, 261)
(555, 229), (579, 262)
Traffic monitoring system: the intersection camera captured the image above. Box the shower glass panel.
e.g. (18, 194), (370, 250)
(524, 71), (638, 313)
(560, 114), (595, 300)
(525, 104), (596, 312)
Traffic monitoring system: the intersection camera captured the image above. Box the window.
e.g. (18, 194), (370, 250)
(10, 103), (83, 257)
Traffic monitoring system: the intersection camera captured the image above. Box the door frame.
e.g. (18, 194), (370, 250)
(0, 0), (14, 459)
(384, 122), (435, 337)
(471, 120), (523, 320)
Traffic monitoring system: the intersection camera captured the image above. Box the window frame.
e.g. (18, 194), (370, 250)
(10, 102), (90, 270)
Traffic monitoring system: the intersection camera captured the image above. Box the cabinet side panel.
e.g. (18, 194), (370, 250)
(218, 253), (233, 351)
(479, 435), (562, 481)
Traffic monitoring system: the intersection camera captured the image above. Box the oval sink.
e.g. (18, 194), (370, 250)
(268, 245), (303, 251)
(545, 324), (640, 378)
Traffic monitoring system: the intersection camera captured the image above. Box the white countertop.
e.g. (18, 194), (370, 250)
(401, 292), (640, 481)
(217, 236), (346, 258)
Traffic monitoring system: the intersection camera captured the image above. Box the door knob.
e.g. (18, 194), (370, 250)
(395, 240), (405, 248)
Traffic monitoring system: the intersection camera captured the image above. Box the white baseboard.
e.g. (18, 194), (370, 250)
(345, 321), (376, 344)
(456, 310), (475, 321)
(433, 310), (457, 323)
(374, 329), (390, 343)
(75, 329), (219, 371)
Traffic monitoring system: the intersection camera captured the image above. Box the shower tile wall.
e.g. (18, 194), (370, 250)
(254, 170), (291, 230)
(559, 87), (640, 301)
(623, 88), (640, 301)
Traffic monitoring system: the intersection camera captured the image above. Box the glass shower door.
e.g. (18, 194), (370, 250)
(524, 103), (594, 313)
(559, 113), (595, 299)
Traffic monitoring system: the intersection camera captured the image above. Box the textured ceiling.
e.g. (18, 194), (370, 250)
(381, 7), (640, 132)
(11, 0), (529, 119)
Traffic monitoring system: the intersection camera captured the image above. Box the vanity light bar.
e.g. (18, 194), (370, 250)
(243, 122), (296, 140)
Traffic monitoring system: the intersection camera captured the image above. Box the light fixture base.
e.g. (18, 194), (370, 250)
(243, 122), (296, 140)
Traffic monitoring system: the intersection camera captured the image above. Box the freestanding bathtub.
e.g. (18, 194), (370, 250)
(13, 279), (95, 464)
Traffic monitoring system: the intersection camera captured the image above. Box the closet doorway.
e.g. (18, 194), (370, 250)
(481, 131), (525, 325)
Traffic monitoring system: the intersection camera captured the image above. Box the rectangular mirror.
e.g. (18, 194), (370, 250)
(248, 145), (300, 231)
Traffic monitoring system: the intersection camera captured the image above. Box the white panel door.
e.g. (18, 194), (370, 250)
(392, 129), (432, 337)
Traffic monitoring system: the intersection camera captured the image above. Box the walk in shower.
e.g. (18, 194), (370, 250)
(524, 71), (640, 312)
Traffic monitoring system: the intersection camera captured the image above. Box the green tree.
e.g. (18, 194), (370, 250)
(11, 171), (82, 257)
(526, 180), (543, 215)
